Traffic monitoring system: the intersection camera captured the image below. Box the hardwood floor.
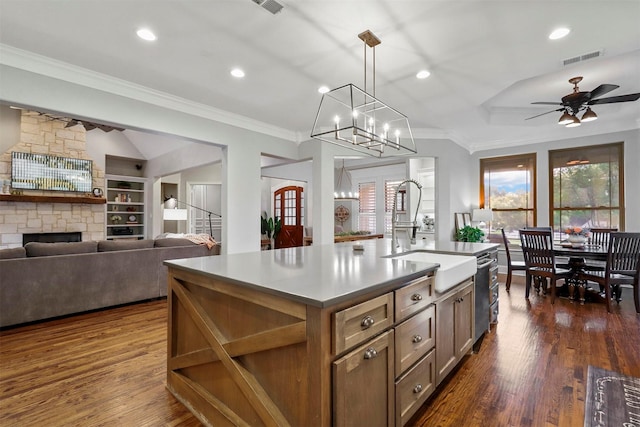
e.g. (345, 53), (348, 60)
(1, 277), (638, 427)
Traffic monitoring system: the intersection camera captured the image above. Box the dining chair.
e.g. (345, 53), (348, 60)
(584, 228), (618, 272)
(578, 232), (640, 313)
(519, 229), (572, 303)
(501, 228), (527, 292)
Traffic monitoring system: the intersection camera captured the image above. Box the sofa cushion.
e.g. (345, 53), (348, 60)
(25, 241), (98, 257)
(154, 238), (196, 248)
(0, 247), (26, 259)
(98, 239), (154, 252)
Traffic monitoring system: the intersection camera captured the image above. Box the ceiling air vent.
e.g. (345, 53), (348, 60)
(563, 50), (603, 66)
(251, 0), (284, 14)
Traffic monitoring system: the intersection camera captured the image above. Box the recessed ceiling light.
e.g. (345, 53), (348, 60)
(230, 68), (245, 78)
(549, 27), (570, 40)
(416, 70), (431, 79)
(318, 86), (330, 94)
(136, 28), (157, 41)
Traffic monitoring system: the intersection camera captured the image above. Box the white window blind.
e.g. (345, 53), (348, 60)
(384, 180), (404, 233)
(358, 182), (376, 232)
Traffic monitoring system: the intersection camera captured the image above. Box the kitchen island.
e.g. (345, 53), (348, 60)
(164, 238), (478, 427)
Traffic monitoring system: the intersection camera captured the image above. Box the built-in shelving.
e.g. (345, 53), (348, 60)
(105, 175), (146, 240)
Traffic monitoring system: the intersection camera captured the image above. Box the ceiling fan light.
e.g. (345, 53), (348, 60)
(565, 115), (581, 128)
(558, 111), (574, 125)
(581, 107), (598, 122)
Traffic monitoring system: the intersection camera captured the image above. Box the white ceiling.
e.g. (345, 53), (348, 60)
(1, 0), (639, 156)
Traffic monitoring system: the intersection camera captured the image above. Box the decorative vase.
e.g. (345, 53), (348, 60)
(568, 234), (587, 248)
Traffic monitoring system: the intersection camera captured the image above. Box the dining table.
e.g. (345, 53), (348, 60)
(554, 243), (609, 304)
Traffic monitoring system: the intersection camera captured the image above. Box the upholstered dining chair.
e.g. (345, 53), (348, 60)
(519, 229), (572, 303)
(578, 232), (640, 313)
(501, 228), (527, 292)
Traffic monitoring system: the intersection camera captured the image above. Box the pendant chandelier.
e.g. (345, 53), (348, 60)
(311, 30), (417, 158)
(334, 160), (359, 200)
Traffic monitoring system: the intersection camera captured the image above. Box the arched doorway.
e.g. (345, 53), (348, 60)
(273, 186), (304, 248)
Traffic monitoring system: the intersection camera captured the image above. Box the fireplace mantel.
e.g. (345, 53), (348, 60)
(0, 194), (106, 204)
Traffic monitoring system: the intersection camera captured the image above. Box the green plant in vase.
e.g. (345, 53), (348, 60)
(260, 211), (282, 239)
(456, 225), (485, 242)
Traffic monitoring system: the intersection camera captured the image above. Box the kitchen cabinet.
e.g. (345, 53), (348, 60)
(165, 240), (475, 427)
(435, 279), (474, 385)
(333, 330), (395, 427)
(105, 175), (145, 240)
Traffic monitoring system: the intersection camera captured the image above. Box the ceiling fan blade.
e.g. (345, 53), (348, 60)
(588, 93), (640, 105)
(589, 84), (619, 100)
(531, 102), (563, 105)
(525, 108), (564, 120)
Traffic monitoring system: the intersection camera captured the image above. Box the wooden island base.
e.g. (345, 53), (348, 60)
(166, 241), (474, 427)
(167, 268), (320, 427)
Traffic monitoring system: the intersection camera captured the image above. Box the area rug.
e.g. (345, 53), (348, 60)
(584, 365), (640, 427)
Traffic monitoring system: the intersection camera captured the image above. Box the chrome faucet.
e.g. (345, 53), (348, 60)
(392, 178), (422, 248)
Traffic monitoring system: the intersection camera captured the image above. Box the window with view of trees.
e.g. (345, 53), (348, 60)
(480, 153), (536, 242)
(550, 142), (624, 233)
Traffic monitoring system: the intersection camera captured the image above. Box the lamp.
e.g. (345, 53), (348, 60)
(163, 196), (221, 237)
(581, 107), (598, 122)
(335, 160), (359, 200)
(558, 111), (574, 125)
(163, 208), (188, 221)
(310, 30), (417, 158)
(565, 114), (581, 128)
(472, 208), (493, 229)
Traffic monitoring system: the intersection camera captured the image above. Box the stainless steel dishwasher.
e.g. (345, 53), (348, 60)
(474, 248), (499, 350)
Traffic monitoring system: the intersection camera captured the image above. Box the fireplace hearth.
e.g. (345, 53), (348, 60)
(23, 232), (82, 246)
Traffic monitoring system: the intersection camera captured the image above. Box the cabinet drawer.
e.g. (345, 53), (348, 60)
(491, 300), (499, 324)
(489, 282), (499, 305)
(334, 292), (394, 355)
(395, 305), (435, 377)
(395, 275), (434, 321)
(395, 349), (435, 427)
(490, 265), (499, 286)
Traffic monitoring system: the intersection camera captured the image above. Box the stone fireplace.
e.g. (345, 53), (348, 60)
(23, 231), (82, 245)
(0, 110), (106, 249)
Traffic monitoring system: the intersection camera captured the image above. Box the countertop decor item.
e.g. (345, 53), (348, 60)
(456, 225), (485, 243)
(565, 226), (589, 248)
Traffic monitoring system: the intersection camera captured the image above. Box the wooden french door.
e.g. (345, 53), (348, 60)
(273, 186), (304, 249)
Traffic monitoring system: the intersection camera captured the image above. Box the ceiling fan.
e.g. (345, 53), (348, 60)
(526, 76), (640, 127)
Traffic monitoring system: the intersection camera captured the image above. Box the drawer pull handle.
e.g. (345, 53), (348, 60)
(363, 348), (378, 360)
(412, 335), (423, 343)
(411, 293), (423, 302)
(413, 384), (423, 394)
(361, 316), (375, 329)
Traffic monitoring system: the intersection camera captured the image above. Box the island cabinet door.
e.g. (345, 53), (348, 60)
(436, 279), (474, 385)
(333, 330), (395, 427)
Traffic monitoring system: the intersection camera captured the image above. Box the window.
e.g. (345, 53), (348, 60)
(480, 154), (536, 241)
(358, 182), (376, 232)
(384, 179), (405, 233)
(550, 142), (624, 233)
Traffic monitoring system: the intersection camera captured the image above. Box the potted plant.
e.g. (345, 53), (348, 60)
(456, 225), (485, 242)
(260, 211), (282, 248)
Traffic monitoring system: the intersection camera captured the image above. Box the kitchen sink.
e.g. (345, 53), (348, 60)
(385, 251), (477, 293)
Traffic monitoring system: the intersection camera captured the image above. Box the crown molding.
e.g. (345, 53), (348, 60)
(0, 44), (298, 142)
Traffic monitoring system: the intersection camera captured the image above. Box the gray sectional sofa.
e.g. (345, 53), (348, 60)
(0, 238), (220, 328)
